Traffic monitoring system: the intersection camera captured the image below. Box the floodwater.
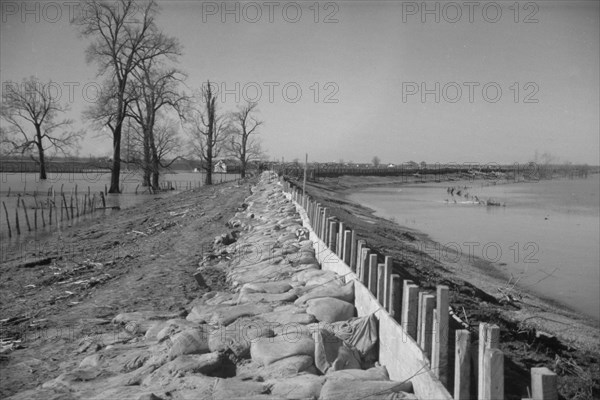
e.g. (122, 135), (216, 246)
(347, 175), (600, 321)
(0, 170), (241, 242)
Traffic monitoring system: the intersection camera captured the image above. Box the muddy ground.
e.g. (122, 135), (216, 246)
(0, 179), (254, 398)
(0, 174), (598, 399)
(295, 175), (599, 400)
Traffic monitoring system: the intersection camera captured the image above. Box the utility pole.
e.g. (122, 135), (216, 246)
(303, 153), (308, 198)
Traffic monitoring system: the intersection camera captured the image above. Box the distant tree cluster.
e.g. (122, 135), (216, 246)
(1, 0), (265, 190)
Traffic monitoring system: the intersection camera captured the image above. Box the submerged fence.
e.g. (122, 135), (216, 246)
(281, 177), (558, 400)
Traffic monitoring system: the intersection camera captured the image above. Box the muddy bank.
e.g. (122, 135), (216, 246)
(296, 175), (599, 400)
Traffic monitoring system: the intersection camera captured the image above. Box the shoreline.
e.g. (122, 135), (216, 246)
(300, 174), (599, 398)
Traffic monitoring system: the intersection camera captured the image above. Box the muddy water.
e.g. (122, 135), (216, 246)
(348, 175), (600, 321)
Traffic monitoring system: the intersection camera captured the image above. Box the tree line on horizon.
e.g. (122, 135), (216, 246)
(0, 0), (264, 192)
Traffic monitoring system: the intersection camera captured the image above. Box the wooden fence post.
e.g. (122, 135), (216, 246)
(349, 231), (357, 271)
(454, 329), (471, 399)
(389, 274), (402, 321)
(432, 285), (449, 385)
(342, 230), (352, 265)
(328, 220), (338, 252)
(356, 240), (365, 278)
(377, 264), (385, 305)
(2, 201), (11, 238)
(401, 281), (419, 339)
(368, 254), (378, 295)
(336, 222), (345, 257)
(383, 256), (393, 311)
(321, 208), (328, 241)
(422, 294), (435, 360)
(530, 367), (558, 400)
(483, 348), (503, 400)
(361, 248), (371, 286)
(479, 323), (500, 398)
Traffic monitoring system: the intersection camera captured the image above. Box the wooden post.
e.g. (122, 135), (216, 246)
(62, 193), (69, 220)
(361, 248), (371, 286)
(328, 220), (338, 252)
(389, 274), (402, 321)
(479, 323), (500, 397)
(70, 194), (74, 219)
(368, 254), (378, 295)
(337, 222), (345, 257)
(21, 197), (31, 231)
(48, 201), (52, 225)
(454, 329), (471, 400)
(383, 256), (393, 311)
(401, 281), (419, 339)
(432, 285), (449, 385)
(34, 205), (38, 230)
(377, 264), (385, 306)
(100, 191), (106, 208)
(41, 203), (45, 227)
(483, 348), (503, 400)
(321, 208), (328, 241)
(531, 367), (558, 400)
(422, 294), (435, 361)
(349, 231), (358, 271)
(2, 201), (11, 238)
(356, 240), (365, 278)
(343, 230), (352, 265)
(417, 291), (426, 345)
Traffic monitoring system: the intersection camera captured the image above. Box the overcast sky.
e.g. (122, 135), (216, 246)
(1, 0), (599, 165)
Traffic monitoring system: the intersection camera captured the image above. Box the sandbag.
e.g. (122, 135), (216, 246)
(236, 290), (298, 305)
(237, 355), (317, 380)
(208, 303), (273, 326)
(242, 281), (292, 294)
(313, 327), (361, 374)
(295, 281), (354, 305)
(319, 380), (416, 400)
(250, 336), (315, 366)
(168, 328), (210, 360)
(328, 314), (378, 356)
(306, 297), (355, 323)
(268, 374), (325, 399)
(326, 365), (390, 381)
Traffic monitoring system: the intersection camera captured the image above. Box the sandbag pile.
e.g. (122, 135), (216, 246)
(14, 172), (417, 400)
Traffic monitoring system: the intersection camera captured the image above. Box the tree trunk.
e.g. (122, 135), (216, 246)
(149, 126), (160, 191)
(142, 126), (152, 187)
(36, 126), (47, 180)
(240, 160), (246, 178)
(109, 123), (122, 193)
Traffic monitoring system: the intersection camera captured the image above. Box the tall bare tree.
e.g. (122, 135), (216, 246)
(127, 58), (186, 189)
(372, 156), (381, 167)
(226, 102), (263, 178)
(74, 0), (180, 193)
(187, 82), (228, 185)
(1, 77), (80, 179)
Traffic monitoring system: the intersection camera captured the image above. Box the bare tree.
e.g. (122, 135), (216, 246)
(226, 102), (264, 178)
(127, 58), (186, 189)
(186, 82), (228, 185)
(372, 156), (381, 167)
(0, 77), (80, 179)
(74, 0), (181, 193)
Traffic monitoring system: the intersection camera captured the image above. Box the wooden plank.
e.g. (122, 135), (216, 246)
(361, 248), (371, 285)
(454, 329), (471, 400)
(422, 294), (435, 361)
(531, 367), (558, 400)
(349, 231), (357, 271)
(328, 220), (338, 252)
(389, 274), (402, 321)
(376, 263), (385, 306)
(356, 240), (365, 279)
(478, 322), (489, 397)
(321, 208), (328, 241)
(432, 285), (449, 386)
(483, 348), (503, 400)
(383, 256), (393, 311)
(368, 254), (378, 295)
(343, 230), (352, 265)
(401, 282), (419, 340)
(417, 291), (426, 346)
(337, 222), (345, 257)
